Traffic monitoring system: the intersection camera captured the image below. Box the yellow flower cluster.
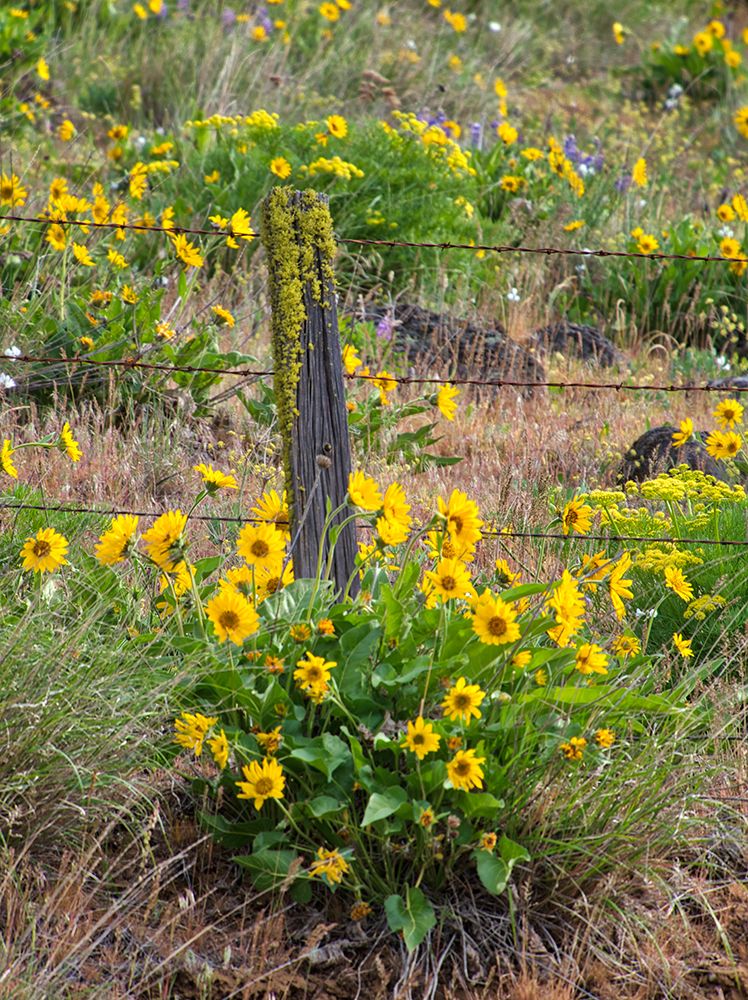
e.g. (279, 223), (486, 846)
(634, 545), (703, 573)
(639, 467), (745, 505)
(585, 490), (626, 508)
(301, 155), (364, 180)
(601, 504), (673, 537)
(390, 111), (476, 177)
(184, 110), (279, 130)
(683, 593), (727, 621)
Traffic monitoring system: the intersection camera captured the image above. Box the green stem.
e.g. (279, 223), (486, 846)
(418, 600), (447, 717)
(186, 562), (206, 636)
(59, 245), (68, 318)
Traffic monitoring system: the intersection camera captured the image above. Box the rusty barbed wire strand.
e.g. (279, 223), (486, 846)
(3, 353), (273, 377)
(3, 352), (748, 393)
(0, 212), (222, 237)
(0, 498), (278, 526)
(2, 211), (748, 264)
(2, 498), (747, 548)
(482, 528), (748, 546)
(341, 234), (748, 265)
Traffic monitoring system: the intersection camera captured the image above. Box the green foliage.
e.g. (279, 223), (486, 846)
(637, 17), (744, 103)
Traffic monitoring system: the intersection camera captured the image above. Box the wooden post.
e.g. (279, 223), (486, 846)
(260, 188), (359, 597)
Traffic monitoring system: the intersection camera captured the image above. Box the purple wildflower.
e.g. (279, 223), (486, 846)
(375, 316), (394, 341)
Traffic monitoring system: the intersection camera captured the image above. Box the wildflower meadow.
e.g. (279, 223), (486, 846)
(2, 1), (748, 997)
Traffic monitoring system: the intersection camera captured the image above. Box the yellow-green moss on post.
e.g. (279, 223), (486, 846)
(260, 187), (338, 503)
(260, 187), (357, 593)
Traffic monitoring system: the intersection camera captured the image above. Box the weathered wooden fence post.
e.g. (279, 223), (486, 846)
(260, 188), (359, 597)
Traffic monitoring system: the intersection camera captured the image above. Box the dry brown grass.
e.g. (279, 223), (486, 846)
(2, 765), (747, 999)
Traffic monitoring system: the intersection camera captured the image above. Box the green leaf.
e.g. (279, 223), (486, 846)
(455, 791), (504, 818)
(475, 835), (529, 896)
(420, 453), (463, 467)
(378, 583), (406, 640)
(306, 795), (343, 818)
(384, 886), (436, 951)
(192, 556), (222, 582)
(499, 582), (549, 602)
(362, 786), (409, 826)
(197, 810), (269, 849)
(518, 685), (678, 713)
(233, 848), (300, 891)
(289, 733), (350, 780)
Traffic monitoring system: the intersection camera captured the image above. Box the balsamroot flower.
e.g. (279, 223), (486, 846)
(441, 677), (485, 724)
(713, 399), (744, 429)
(236, 757), (285, 810)
(20, 526), (69, 573)
(174, 711), (218, 757)
(447, 748), (485, 791)
(194, 463), (238, 492)
(348, 471), (383, 511)
(59, 422), (82, 462)
(236, 522), (286, 570)
(310, 847), (350, 884)
(205, 588), (259, 645)
(423, 556), (475, 603)
(95, 514), (139, 565)
(142, 509), (188, 571)
(664, 566), (694, 602)
(251, 489), (290, 537)
(562, 497), (593, 535)
(672, 632), (694, 658)
(436, 383), (459, 420)
(672, 419), (693, 448)
(472, 590), (520, 646)
(402, 717), (441, 760)
(575, 642), (609, 676)
(294, 653), (336, 701)
(1, 439), (17, 478)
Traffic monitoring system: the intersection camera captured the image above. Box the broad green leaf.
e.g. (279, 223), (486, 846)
(233, 848), (300, 891)
(455, 791), (504, 818)
(192, 556), (222, 582)
(475, 835), (529, 895)
(306, 795), (343, 818)
(384, 886), (436, 951)
(378, 583), (405, 640)
(197, 810), (269, 849)
(496, 582), (548, 602)
(362, 786), (409, 826)
(289, 733), (350, 780)
(519, 685), (678, 712)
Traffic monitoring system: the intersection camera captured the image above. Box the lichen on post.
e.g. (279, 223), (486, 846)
(260, 187), (358, 596)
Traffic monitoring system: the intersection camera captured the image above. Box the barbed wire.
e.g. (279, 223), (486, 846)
(0, 498), (276, 526)
(2, 498), (747, 549)
(0, 212), (220, 238)
(342, 235), (748, 265)
(2, 211), (748, 265)
(3, 352), (273, 378)
(482, 528), (748, 547)
(3, 352), (747, 393)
